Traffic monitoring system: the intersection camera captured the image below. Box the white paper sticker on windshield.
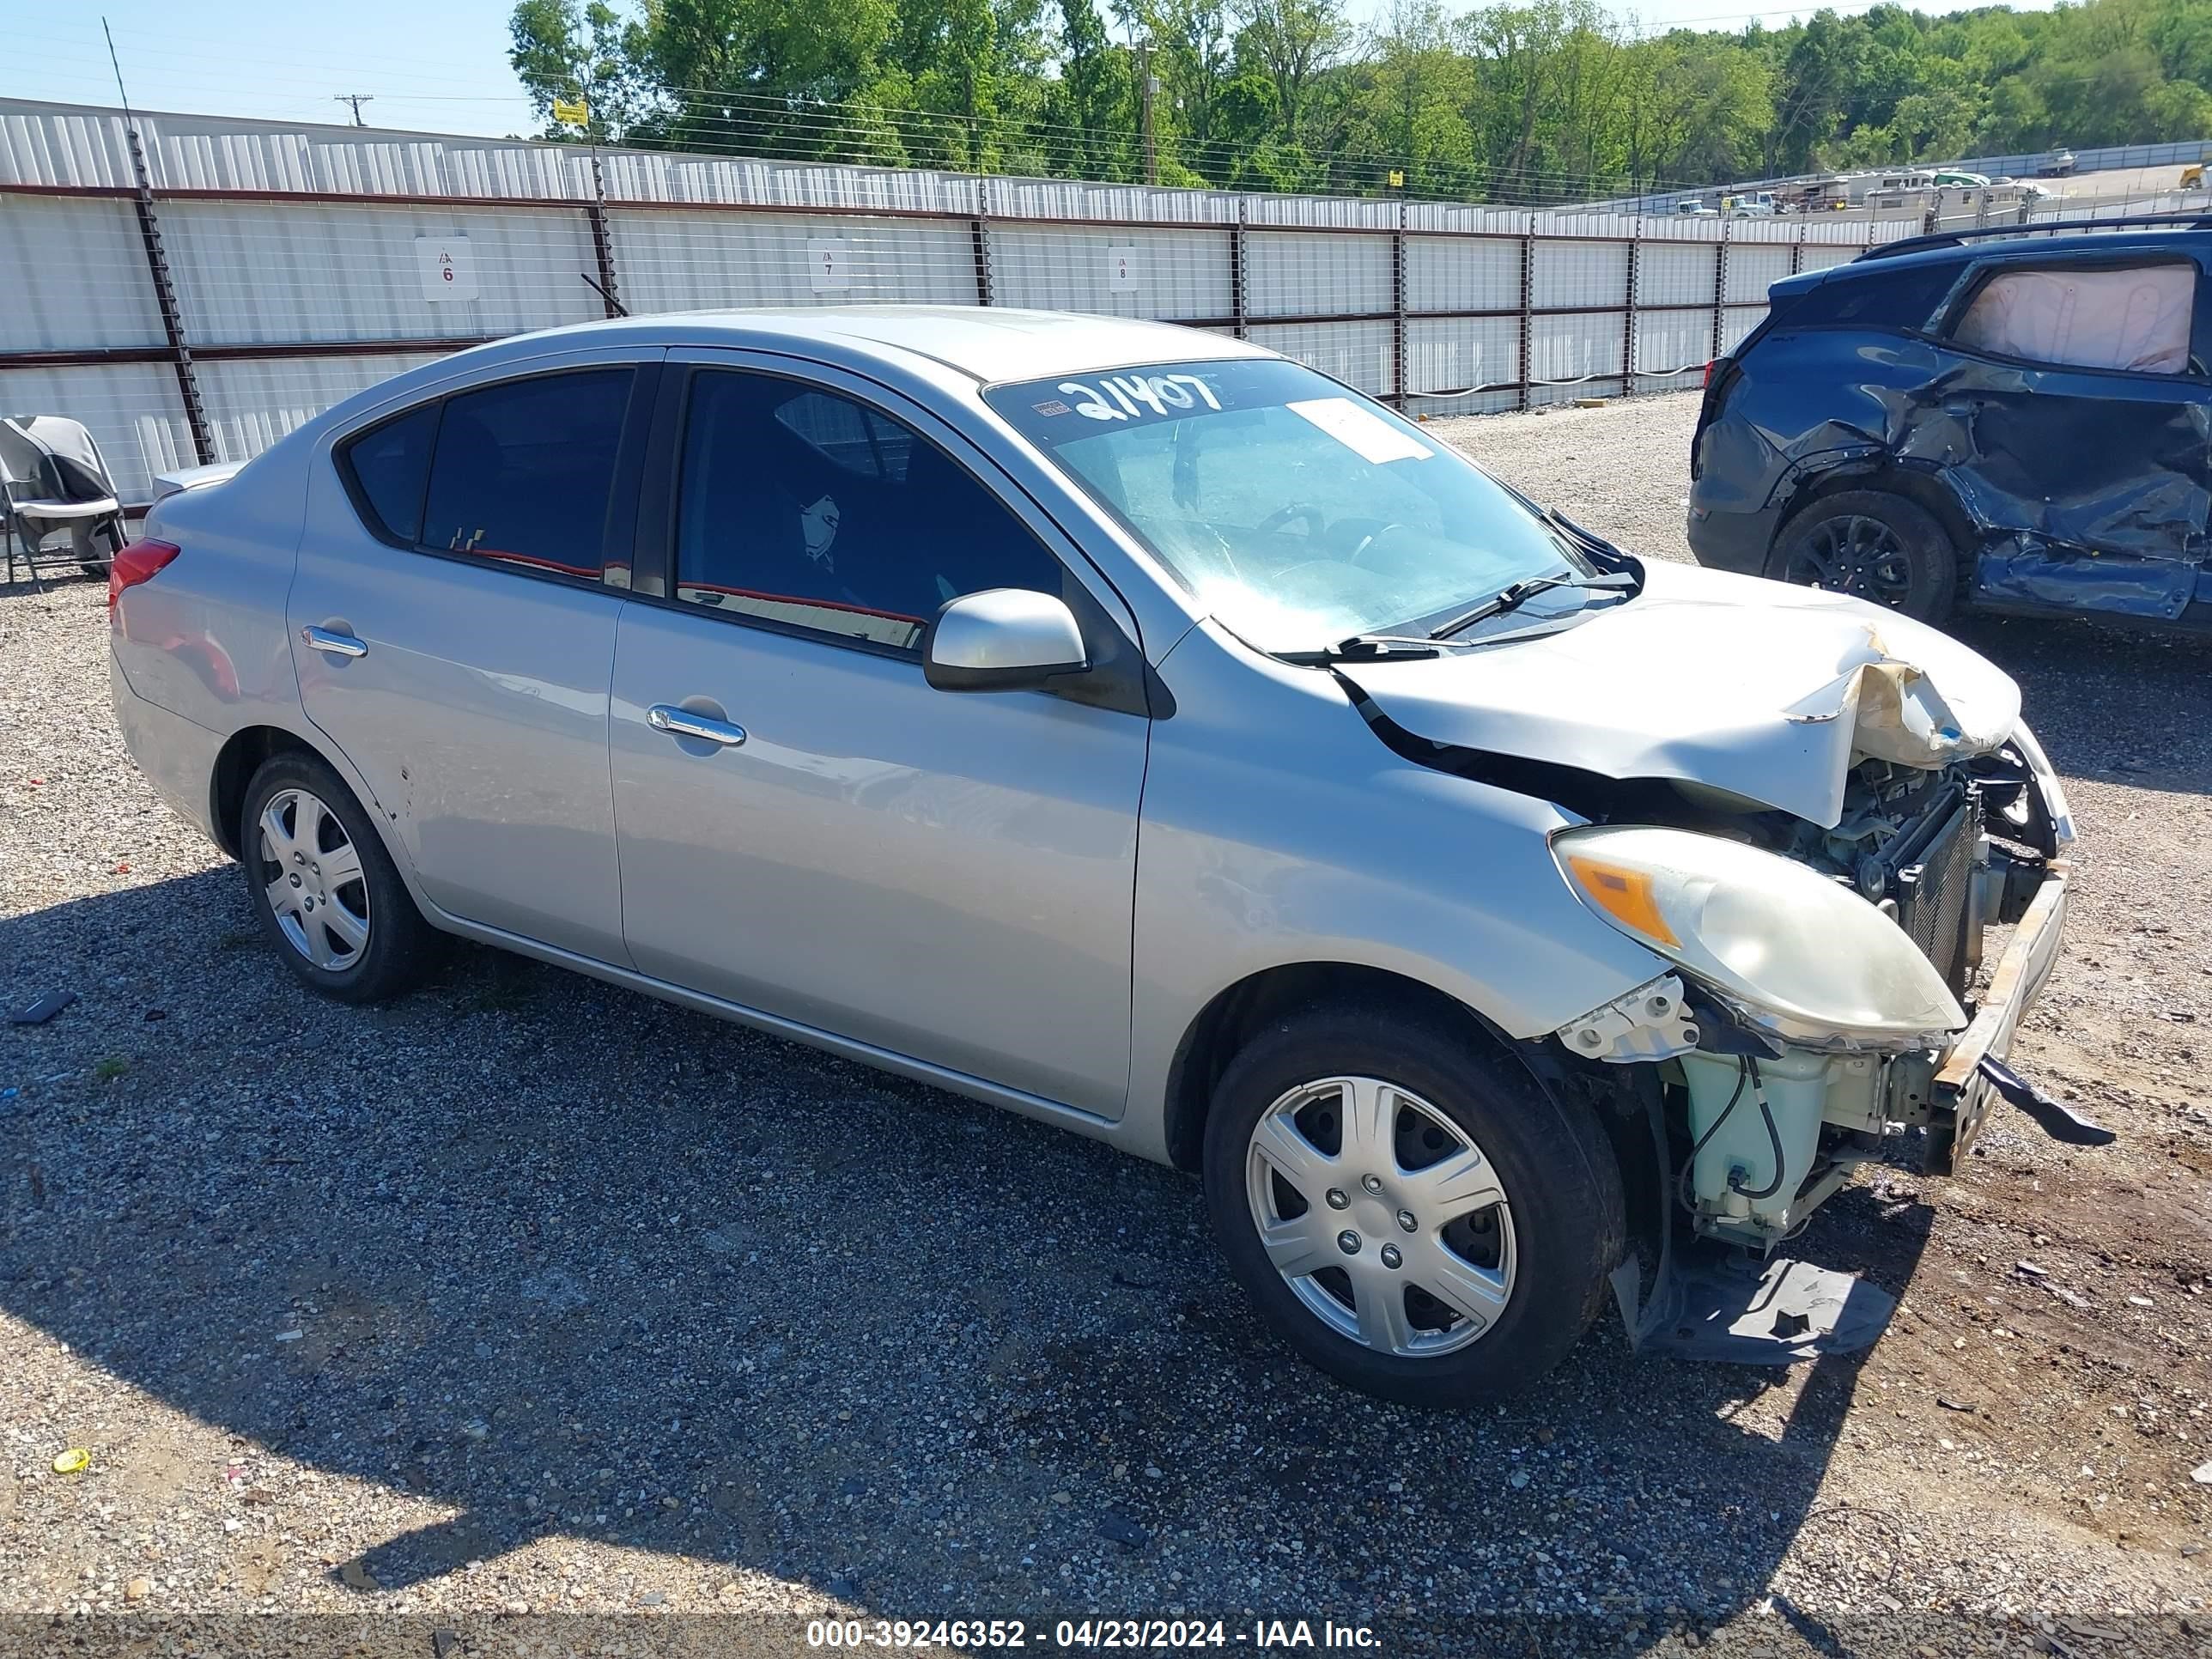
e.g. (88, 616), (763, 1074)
(1285, 397), (1432, 465)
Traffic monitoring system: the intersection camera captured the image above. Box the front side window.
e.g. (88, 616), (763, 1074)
(674, 370), (1065, 651)
(984, 358), (1598, 653)
(416, 368), (633, 579)
(1950, 260), (2197, 374)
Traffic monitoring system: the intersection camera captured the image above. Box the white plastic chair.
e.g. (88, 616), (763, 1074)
(2, 416), (130, 586)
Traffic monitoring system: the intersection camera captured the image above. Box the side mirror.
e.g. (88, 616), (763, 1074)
(922, 588), (1089, 693)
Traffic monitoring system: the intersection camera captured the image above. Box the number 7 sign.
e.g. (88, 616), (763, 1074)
(806, 237), (853, 293)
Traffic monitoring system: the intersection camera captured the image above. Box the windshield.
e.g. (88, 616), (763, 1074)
(984, 357), (1600, 653)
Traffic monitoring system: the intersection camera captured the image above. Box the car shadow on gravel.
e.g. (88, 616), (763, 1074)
(2, 867), (1933, 1650)
(1949, 612), (2212, 799)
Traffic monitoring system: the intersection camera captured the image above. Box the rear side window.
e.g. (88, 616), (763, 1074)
(1950, 261), (2197, 374)
(1799, 259), (1964, 330)
(339, 404), (437, 543)
(418, 369), (633, 579)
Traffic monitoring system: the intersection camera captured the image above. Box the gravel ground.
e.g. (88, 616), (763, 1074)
(3, 389), (2209, 1659)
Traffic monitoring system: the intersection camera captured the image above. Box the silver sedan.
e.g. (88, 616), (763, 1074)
(110, 307), (2072, 1403)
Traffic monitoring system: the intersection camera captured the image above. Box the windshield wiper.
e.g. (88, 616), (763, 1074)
(1425, 570), (1637, 642)
(1274, 634), (1470, 665)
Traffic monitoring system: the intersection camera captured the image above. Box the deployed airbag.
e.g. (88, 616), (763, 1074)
(1952, 263), (2195, 375)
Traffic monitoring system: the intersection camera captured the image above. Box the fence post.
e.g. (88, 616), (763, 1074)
(124, 125), (214, 468)
(1516, 224), (1534, 412)
(1391, 200), (1408, 408)
(585, 153), (623, 319)
(1791, 219), (1805, 276)
(1229, 199), (1248, 339)
(1621, 219), (1639, 398)
(1710, 217), (1729, 367)
(970, 176), (994, 307)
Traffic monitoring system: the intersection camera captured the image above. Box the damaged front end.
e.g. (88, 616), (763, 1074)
(1334, 586), (2081, 1358)
(1553, 731), (2071, 1260)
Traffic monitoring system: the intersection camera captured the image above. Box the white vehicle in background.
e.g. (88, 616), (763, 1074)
(1674, 198), (1719, 217)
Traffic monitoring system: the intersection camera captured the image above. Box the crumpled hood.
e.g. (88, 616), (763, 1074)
(1335, 560), (2021, 828)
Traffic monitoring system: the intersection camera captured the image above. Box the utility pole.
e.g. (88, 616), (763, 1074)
(333, 94), (374, 127)
(1139, 40), (1158, 187)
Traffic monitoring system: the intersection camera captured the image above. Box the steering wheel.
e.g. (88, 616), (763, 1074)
(1348, 522), (1414, 567)
(1255, 502), (1328, 539)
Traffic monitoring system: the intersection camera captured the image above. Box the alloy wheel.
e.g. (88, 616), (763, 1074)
(1786, 514), (1917, 608)
(1243, 1075), (1516, 1358)
(254, 787), (371, 971)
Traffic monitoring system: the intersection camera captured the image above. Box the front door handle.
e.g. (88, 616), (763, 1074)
(301, 625), (367, 659)
(647, 703), (746, 747)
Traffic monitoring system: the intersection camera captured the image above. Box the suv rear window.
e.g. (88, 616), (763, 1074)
(1797, 258), (1964, 330)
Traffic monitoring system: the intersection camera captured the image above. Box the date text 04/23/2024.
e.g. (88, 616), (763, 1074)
(805, 1618), (1381, 1650)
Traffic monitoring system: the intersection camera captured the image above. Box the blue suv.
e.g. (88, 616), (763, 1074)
(1687, 218), (2212, 630)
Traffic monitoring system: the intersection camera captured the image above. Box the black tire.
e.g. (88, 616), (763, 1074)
(1769, 489), (1959, 624)
(240, 750), (437, 1003)
(1201, 1001), (1625, 1407)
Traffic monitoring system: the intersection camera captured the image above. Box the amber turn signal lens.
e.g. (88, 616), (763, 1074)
(1565, 854), (1680, 947)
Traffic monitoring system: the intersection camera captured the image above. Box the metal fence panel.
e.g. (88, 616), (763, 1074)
(986, 225), (1230, 319)
(161, 200), (604, 345)
(1724, 243), (1794, 304)
(1530, 240), (1630, 309)
(1405, 235), (1521, 314)
(1528, 312), (1626, 402)
(1245, 231), (1393, 319)
(0, 194), (164, 349)
(1405, 315), (1520, 403)
(610, 210), (980, 313)
(1633, 308), (1714, 381)
(1635, 240), (1717, 306)
(1248, 319), (1395, 396)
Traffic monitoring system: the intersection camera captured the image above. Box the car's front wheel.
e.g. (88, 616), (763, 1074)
(1770, 489), (1958, 623)
(240, 751), (436, 1003)
(1202, 1002), (1624, 1407)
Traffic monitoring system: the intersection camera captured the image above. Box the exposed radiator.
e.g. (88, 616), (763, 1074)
(1891, 784), (1980, 989)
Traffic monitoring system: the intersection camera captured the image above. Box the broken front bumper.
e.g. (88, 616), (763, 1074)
(1923, 860), (2071, 1174)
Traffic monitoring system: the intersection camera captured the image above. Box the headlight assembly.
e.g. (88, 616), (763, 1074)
(1553, 823), (1966, 1047)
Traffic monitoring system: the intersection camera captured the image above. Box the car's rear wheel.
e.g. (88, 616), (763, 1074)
(1201, 1002), (1624, 1407)
(1771, 489), (1958, 623)
(241, 751), (435, 1003)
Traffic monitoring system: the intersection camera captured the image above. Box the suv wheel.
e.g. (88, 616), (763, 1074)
(1202, 1003), (1624, 1407)
(1771, 489), (1958, 623)
(241, 751), (436, 1003)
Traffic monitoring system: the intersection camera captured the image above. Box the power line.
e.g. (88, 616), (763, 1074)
(333, 93), (374, 127)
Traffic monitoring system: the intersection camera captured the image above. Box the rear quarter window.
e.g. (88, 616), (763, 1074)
(1792, 258), (1966, 331)
(337, 404), (438, 544)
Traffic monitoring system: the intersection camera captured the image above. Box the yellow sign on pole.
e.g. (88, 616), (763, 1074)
(553, 97), (589, 125)
(1387, 169), (1406, 189)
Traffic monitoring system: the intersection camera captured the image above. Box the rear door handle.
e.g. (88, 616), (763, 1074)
(647, 703), (746, 747)
(301, 625), (367, 659)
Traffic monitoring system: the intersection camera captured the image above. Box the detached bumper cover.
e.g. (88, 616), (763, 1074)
(1924, 860), (2070, 1174)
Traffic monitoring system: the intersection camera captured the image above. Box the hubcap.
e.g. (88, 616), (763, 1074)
(1244, 1076), (1516, 1359)
(254, 787), (370, 971)
(1786, 514), (1916, 609)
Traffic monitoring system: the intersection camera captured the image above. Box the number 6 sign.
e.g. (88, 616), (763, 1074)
(413, 235), (479, 302)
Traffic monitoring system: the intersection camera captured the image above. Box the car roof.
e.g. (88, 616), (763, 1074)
(510, 305), (1275, 386)
(1844, 223), (2212, 276)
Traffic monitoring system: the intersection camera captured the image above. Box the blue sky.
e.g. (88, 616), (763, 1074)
(22, 0), (2057, 138)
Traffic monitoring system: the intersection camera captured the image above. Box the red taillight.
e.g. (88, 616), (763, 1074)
(107, 538), (180, 611)
(1702, 358), (1716, 386)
